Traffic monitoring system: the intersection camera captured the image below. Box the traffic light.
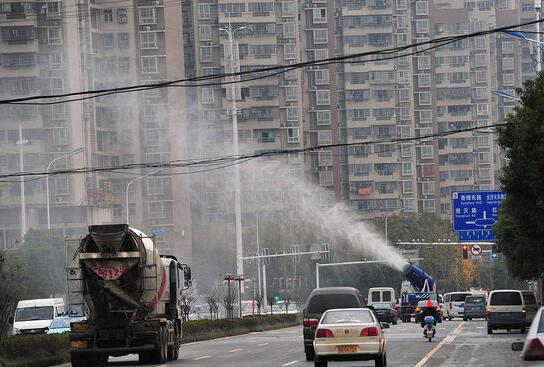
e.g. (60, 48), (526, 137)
(491, 245), (498, 260)
(462, 244), (469, 260)
(274, 294), (281, 302)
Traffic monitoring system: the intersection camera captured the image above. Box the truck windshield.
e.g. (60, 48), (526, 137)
(15, 306), (54, 321)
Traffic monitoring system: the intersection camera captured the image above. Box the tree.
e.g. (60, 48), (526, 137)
(180, 290), (196, 323)
(222, 285), (237, 319)
(494, 73), (544, 279)
(0, 251), (25, 338)
(206, 288), (220, 319)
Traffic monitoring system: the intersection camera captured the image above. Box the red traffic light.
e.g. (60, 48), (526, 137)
(462, 244), (469, 260)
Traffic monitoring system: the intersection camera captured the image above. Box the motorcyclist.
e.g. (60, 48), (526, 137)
(420, 299), (438, 335)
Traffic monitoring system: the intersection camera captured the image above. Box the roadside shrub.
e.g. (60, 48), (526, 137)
(0, 334), (69, 367)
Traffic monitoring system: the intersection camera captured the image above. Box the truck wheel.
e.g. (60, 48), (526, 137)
(160, 327), (168, 363)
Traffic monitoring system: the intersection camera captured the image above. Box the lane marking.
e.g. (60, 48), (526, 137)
(228, 348), (244, 353)
(282, 361), (298, 366)
(193, 355), (211, 360)
(257, 342), (269, 346)
(414, 322), (465, 367)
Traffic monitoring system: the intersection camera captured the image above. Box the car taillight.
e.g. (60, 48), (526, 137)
(522, 308), (527, 314)
(415, 307), (421, 312)
(315, 328), (334, 338)
(486, 307), (491, 316)
(360, 327), (379, 337)
(303, 318), (319, 327)
(436, 307), (441, 312)
(525, 338), (544, 359)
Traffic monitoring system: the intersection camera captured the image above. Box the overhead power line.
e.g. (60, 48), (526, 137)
(0, 122), (508, 181)
(0, 18), (542, 105)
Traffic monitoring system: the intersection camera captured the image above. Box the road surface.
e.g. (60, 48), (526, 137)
(61, 319), (531, 366)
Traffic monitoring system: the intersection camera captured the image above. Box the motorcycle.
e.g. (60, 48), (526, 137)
(423, 316), (436, 342)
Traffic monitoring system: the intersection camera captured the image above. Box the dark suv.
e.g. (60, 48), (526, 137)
(302, 287), (365, 361)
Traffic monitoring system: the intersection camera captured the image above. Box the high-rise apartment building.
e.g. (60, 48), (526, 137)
(0, 0), (192, 261)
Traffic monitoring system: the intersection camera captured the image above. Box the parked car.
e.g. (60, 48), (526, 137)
(463, 295), (486, 320)
(521, 307), (544, 360)
(47, 316), (86, 334)
(371, 302), (397, 325)
(302, 287), (366, 361)
(487, 289), (526, 334)
(313, 308), (387, 367)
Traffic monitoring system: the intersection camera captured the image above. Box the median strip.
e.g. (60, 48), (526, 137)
(414, 322), (465, 367)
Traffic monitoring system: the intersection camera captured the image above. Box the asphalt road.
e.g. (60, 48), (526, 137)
(61, 319), (534, 367)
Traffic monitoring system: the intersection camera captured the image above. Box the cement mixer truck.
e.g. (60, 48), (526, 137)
(66, 224), (192, 367)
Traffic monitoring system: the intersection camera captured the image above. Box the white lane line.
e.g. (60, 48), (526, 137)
(193, 355), (212, 360)
(282, 361), (298, 366)
(257, 342), (269, 346)
(228, 348), (244, 353)
(414, 322), (464, 367)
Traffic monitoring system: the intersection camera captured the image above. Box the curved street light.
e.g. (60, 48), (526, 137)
(125, 169), (162, 224)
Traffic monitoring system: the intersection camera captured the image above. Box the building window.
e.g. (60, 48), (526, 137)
(286, 106), (299, 121)
(314, 49), (329, 61)
(415, 20), (429, 33)
(502, 57), (514, 70)
(283, 23), (296, 38)
(139, 8), (156, 25)
(283, 44), (296, 60)
(312, 8), (327, 23)
(316, 110), (331, 125)
(502, 73), (515, 86)
(55, 177), (70, 195)
(319, 171), (333, 186)
(287, 128), (300, 143)
(475, 70), (487, 83)
(313, 29), (328, 44)
(50, 78), (64, 93)
(418, 92), (431, 105)
(200, 47), (213, 62)
(51, 104), (66, 120)
(522, 3), (534, 11)
(145, 177), (164, 195)
(402, 180), (413, 194)
(282, 2), (295, 17)
(141, 56), (159, 73)
(501, 41), (513, 54)
(48, 28), (62, 45)
(477, 103), (489, 116)
(48, 53), (63, 69)
(52, 127), (67, 145)
(218, 3), (246, 16)
(420, 145), (433, 159)
(147, 201), (166, 218)
(402, 162), (412, 175)
(140, 32), (157, 49)
(117, 8), (128, 24)
(316, 90), (330, 105)
(474, 53), (486, 67)
(318, 150), (333, 166)
(400, 144), (412, 158)
(119, 57), (130, 72)
(317, 130), (332, 145)
(248, 2), (274, 15)
(417, 74), (431, 87)
(285, 69), (298, 80)
(104, 9), (113, 22)
(417, 55), (430, 70)
(201, 87), (214, 104)
(285, 86), (298, 101)
(197, 3), (211, 19)
(473, 36), (486, 50)
(47, 2), (60, 16)
(415, 1), (428, 15)
(195, 25), (210, 42)
(112, 205), (122, 217)
(118, 32), (129, 49)
(315, 69), (329, 85)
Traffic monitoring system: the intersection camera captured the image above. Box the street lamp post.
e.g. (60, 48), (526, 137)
(384, 207), (404, 245)
(219, 20), (247, 278)
(502, 27), (544, 72)
(125, 169), (162, 224)
(46, 147), (86, 233)
(16, 125), (28, 240)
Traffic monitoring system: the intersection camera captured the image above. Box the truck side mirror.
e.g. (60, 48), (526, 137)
(183, 266), (192, 288)
(8, 317), (13, 324)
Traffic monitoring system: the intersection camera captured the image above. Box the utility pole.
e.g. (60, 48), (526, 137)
(536, 0), (542, 73)
(219, 18), (247, 279)
(17, 125), (27, 240)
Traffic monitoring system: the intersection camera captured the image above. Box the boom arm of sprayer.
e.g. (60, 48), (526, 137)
(402, 263), (436, 293)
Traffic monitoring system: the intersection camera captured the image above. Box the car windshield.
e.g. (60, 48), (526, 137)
(15, 306), (54, 321)
(523, 293), (537, 305)
(450, 293), (470, 302)
(306, 294), (359, 314)
(372, 303), (391, 309)
(490, 292), (522, 306)
(50, 318), (71, 329)
(321, 310), (374, 324)
(466, 297), (485, 304)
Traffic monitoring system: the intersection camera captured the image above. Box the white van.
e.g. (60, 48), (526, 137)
(487, 290), (526, 334)
(443, 292), (472, 320)
(367, 287), (396, 307)
(521, 290), (539, 326)
(11, 298), (65, 335)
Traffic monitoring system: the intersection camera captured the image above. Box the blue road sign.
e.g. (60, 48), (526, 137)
(452, 191), (505, 241)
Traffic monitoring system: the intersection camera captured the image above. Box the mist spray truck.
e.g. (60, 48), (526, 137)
(400, 263), (439, 322)
(66, 224), (191, 367)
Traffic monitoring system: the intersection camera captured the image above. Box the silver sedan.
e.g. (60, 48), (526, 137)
(313, 308), (387, 367)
